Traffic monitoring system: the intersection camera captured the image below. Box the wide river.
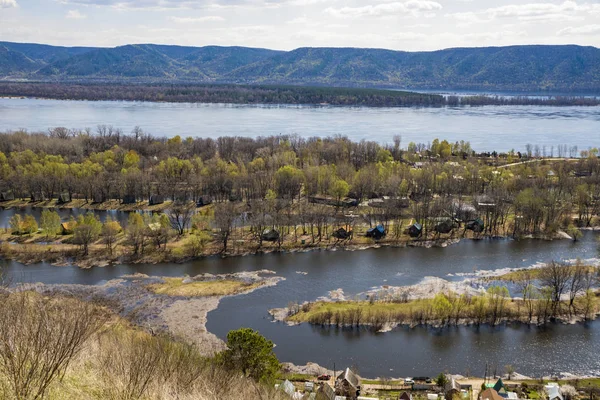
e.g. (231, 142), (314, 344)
(4, 232), (600, 378)
(1, 98), (600, 152)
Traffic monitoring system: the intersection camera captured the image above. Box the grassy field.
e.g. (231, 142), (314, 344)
(147, 277), (265, 297)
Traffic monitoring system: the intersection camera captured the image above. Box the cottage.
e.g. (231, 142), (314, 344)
(61, 220), (77, 235)
(444, 375), (461, 400)
(305, 382), (315, 392)
(365, 224), (386, 240)
(407, 222), (423, 238)
(400, 392), (413, 400)
(544, 383), (564, 400)
(335, 368), (360, 399)
(434, 218), (455, 234)
(149, 195), (164, 206)
(262, 228), (280, 242)
(30, 192), (45, 202)
(0, 190), (15, 202)
(316, 382), (336, 400)
(57, 192), (71, 204)
(332, 227), (352, 240)
(466, 218), (485, 233)
(196, 196), (213, 207)
(277, 380), (296, 397)
(122, 194), (137, 204)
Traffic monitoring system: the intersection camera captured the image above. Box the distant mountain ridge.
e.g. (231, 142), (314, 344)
(1, 41), (600, 91)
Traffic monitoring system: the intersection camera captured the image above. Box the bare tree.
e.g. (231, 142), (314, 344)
(0, 294), (106, 400)
(567, 262), (586, 317)
(168, 201), (196, 236)
(540, 261), (571, 318)
(214, 202), (238, 253)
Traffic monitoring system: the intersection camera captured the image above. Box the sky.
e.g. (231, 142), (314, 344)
(1, 0), (600, 51)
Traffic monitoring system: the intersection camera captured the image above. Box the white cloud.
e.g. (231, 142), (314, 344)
(169, 16), (225, 23)
(325, 0), (442, 19)
(558, 24), (600, 35)
(65, 9), (87, 18)
(448, 1), (599, 24)
(0, 0), (17, 8)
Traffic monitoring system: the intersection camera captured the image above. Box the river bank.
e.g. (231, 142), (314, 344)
(13, 270), (283, 356)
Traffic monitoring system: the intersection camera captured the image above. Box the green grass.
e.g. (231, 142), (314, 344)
(148, 278), (264, 297)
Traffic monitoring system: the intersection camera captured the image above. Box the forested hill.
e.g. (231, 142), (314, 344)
(1, 41), (600, 91)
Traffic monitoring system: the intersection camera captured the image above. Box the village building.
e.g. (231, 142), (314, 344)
(149, 194), (164, 205)
(335, 368), (361, 399)
(365, 224), (386, 240)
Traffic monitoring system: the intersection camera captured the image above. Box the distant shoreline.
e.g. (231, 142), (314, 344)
(1, 82), (599, 107)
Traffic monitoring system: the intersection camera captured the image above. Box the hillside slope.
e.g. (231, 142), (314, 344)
(1, 41), (599, 91)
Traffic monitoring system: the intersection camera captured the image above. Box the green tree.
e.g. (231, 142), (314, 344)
(126, 213), (146, 256)
(329, 178), (350, 205)
(40, 210), (61, 239)
(73, 213), (102, 255)
(22, 215), (38, 235)
(9, 214), (23, 235)
(219, 328), (279, 383)
(435, 373), (448, 388)
(101, 216), (122, 255)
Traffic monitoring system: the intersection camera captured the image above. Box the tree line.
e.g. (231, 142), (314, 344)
(1, 82), (599, 107)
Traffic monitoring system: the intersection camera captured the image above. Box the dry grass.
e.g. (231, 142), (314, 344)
(148, 278), (264, 297)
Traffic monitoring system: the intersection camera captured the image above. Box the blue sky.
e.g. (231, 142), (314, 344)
(1, 0), (600, 50)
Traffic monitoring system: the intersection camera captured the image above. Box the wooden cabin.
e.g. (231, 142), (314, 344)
(196, 196), (213, 207)
(0, 190), (15, 202)
(366, 224), (385, 240)
(57, 192), (71, 204)
(466, 218), (484, 233)
(335, 368), (360, 399)
(261, 228), (280, 242)
(407, 222), (422, 238)
(434, 218), (454, 234)
(149, 195), (164, 206)
(61, 220), (77, 235)
(332, 227), (353, 240)
(122, 194), (137, 204)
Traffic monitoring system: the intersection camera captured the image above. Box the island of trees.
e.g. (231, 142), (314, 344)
(0, 127), (598, 265)
(1, 82), (599, 107)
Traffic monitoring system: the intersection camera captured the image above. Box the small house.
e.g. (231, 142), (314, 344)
(544, 383), (563, 400)
(277, 380), (296, 397)
(305, 382), (315, 392)
(466, 218), (484, 233)
(335, 368), (360, 399)
(444, 375), (461, 400)
(57, 192), (71, 204)
(407, 222), (422, 238)
(196, 196), (213, 207)
(332, 227), (352, 240)
(0, 190), (15, 202)
(434, 219), (454, 234)
(122, 194), (137, 204)
(149, 195), (164, 206)
(30, 192), (45, 202)
(400, 392), (413, 400)
(61, 220), (77, 235)
(317, 383), (336, 400)
(262, 228), (280, 242)
(365, 224), (385, 240)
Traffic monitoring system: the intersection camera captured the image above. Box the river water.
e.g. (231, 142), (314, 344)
(3, 232), (600, 378)
(1, 98), (600, 153)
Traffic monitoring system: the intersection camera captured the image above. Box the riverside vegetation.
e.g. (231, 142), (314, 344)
(0, 129), (598, 266)
(0, 285), (290, 400)
(284, 261), (600, 330)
